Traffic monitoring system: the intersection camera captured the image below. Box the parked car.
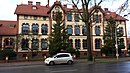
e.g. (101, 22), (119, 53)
(44, 53), (73, 65)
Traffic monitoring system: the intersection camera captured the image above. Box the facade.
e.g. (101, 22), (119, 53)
(0, 1), (128, 59)
(0, 20), (17, 50)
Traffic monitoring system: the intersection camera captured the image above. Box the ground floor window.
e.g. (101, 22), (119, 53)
(41, 39), (48, 50)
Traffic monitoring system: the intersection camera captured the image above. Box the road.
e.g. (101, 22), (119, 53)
(0, 61), (130, 73)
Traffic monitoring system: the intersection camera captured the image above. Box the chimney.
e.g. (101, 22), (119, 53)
(36, 2), (40, 6)
(104, 8), (108, 11)
(28, 1), (33, 5)
(64, 5), (67, 8)
(46, 0), (49, 7)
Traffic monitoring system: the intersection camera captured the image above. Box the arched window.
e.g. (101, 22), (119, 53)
(75, 39), (80, 49)
(32, 23), (38, 34)
(75, 26), (80, 35)
(4, 38), (9, 46)
(68, 39), (73, 47)
(22, 23), (29, 34)
(41, 39), (48, 50)
(95, 26), (100, 35)
(67, 25), (72, 35)
(83, 39), (87, 49)
(4, 38), (15, 49)
(21, 39), (29, 50)
(82, 26), (87, 35)
(32, 39), (39, 50)
(10, 38), (14, 46)
(42, 24), (48, 35)
(95, 39), (101, 49)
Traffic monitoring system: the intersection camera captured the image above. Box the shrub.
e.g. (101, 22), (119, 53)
(65, 47), (80, 58)
(0, 49), (17, 59)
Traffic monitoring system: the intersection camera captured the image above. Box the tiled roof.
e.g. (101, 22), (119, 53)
(14, 1), (127, 21)
(14, 4), (50, 16)
(0, 20), (17, 35)
(105, 11), (127, 20)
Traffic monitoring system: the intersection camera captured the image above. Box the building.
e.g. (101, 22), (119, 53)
(0, 1), (128, 59)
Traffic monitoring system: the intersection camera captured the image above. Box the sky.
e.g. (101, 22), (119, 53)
(0, 0), (130, 37)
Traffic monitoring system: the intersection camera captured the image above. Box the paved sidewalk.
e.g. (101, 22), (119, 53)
(0, 57), (130, 67)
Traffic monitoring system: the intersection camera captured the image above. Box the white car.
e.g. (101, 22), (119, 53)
(44, 53), (73, 65)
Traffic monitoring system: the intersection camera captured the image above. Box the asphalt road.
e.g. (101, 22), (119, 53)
(0, 61), (130, 73)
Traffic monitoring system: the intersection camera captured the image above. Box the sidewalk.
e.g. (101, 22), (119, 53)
(0, 57), (130, 67)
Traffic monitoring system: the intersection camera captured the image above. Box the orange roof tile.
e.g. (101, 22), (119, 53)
(0, 20), (17, 35)
(15, 4), (50, 16)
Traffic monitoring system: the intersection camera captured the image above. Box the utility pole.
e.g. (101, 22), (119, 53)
(115, 27), (119, 60)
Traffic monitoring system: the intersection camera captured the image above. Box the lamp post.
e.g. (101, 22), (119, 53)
(115, 27), (119, 60)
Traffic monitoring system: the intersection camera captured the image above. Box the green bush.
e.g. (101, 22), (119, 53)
(0, 49), (17, 60)
(65, 47), (80, 58)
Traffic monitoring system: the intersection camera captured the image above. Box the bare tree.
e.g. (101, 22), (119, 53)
(63, 0), (107, 61)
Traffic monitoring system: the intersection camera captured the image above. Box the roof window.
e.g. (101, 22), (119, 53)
(9, 24), (16, 28)
(0, 24), (2, 27)
(32, 6), (37, 10)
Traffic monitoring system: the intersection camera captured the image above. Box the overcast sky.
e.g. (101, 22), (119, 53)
(0, 0), (130, 36)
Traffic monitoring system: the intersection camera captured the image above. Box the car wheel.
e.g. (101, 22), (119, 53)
(67, 60), (73, 65)
(49, 61), (54, 65)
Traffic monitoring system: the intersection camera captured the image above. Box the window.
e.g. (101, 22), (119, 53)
(32, 23), (39, 34)
(24, 15), (28, 19)
(95, 39), (101, 49)
(74, 14), (79, 21)
(42, 24), (48, 35)
(41, 39), (48, 50)
(32, 39), (39, 50)
(22, 23), (29, 34)
(0, 38), (2, 48)
(119, 27), (123, 33)
(118, 27), (124, 36)
(99, 15), (101, 23)
(34, 16), (37, 20)
(75, 26), (80, 35)
(67, 25), (72, 35)
(95, 26), (100, 35)
(75, 39), (80, 49)
(52, 11), (55, 20)
(82, 26), (87, 35)
(21, 39), (29, 50)
(118, 38), (125, 49)
(32, 6), (37, 10)
(83, 39), (87, 49)
(4, 38), (9, 46)
(93, 15), (99, 23)
(67, 14), (72, 21)
(68, 39), (73, 47)
(43, 16), (46, 20)
(10, 38), (14, 46)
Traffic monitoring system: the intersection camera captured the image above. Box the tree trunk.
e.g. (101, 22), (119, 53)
(86, 22), (93, 61)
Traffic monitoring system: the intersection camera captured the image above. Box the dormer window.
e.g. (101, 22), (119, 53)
(32, 6), (37, 10)
(0, 24), (2, 27)
(9, 24), (16, 28)
(55, 7), (60, 12)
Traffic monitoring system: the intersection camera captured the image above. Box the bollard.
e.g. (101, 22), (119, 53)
(93, 56), (95, 62)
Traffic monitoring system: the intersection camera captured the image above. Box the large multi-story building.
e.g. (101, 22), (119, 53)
(0, 1), (128, 59)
